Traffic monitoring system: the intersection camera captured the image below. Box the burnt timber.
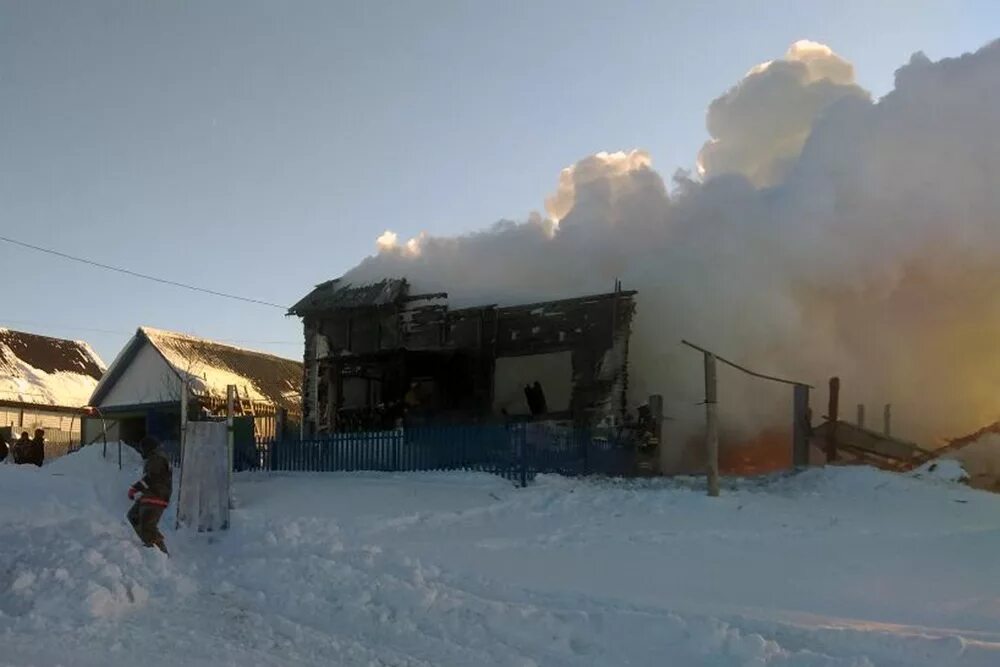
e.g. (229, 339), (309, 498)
(288, 278), (637, 434)
(810, 420), (933, 470)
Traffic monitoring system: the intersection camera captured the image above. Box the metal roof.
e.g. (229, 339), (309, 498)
(0, 328), (105, 408)
(90, 327), (302, 412)
(288, 278), (408, 316)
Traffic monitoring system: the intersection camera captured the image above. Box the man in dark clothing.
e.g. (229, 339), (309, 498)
(12, 431), (30, 465)
(127, 436), (172, 554)
(0, 436), (7, 463)
(532, 381), (548, 415)
(27, 429), (45, 467)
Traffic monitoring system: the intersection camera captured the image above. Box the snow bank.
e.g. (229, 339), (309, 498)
(911, 458), (971, 484)
(0, 445), (195, 632)
(4, 452), (1000, 666)
(944, 434), (1000, 491)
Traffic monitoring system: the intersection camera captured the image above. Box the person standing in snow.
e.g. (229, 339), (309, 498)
(127, 436), (172, 554)
(27, 429), (45, 466)
(12, 431), (30, 465)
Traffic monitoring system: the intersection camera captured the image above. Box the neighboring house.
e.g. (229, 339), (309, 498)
(84, 327), (302, 451)
(0, 328), (106, 457)
(288, 277), (636, 434)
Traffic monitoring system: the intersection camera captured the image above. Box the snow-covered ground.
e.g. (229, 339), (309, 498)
(3, 446), (1000, 666)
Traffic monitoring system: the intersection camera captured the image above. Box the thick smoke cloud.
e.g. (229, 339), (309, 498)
(348, 39), (1000, 446)
(698, 40), (870, 187)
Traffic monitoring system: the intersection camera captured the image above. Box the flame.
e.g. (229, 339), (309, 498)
(719, 429), (792, 475)
(676, 429), (793, 476)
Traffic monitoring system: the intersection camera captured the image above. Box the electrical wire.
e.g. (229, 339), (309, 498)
(0, 235), (288, 310)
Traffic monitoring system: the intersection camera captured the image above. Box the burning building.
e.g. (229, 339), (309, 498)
(288, 278), (636, 434)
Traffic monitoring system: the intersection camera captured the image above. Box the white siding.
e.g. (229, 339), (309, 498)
(98, 342), (181, 408)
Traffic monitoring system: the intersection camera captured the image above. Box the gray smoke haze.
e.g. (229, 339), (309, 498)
(347, 39), (1000, 446)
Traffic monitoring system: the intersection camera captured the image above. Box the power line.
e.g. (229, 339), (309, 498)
(0, 235), (288, 310)
(1, 318), (300, 346)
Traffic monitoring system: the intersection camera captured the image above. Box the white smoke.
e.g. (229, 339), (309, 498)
(698, 40), (869, 187)
(346, 39), (1000, 446)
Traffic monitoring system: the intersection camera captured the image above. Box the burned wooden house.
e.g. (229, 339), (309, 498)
(289, 279), (636, 434)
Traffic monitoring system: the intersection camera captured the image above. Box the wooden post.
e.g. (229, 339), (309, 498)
(792, 384), (810, 467)
(704, 353), (720, 497)
(680, 338), (812, 482)
(227, 385), (235, 511)
(324, 363), (339, 434)
(883, 404), (892, 437)
(276, 407), (287, 441)
(825, 377), (839, 462)
(648, 394), (663, 450)
(175, 381), (189, 530)
(647, 394), (664, 476)
(857, 404), (866, 429)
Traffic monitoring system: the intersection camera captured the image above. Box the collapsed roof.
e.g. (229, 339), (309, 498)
(288, 278), (408, 316)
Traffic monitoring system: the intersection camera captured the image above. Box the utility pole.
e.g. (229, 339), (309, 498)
(704, 353), (720, 497)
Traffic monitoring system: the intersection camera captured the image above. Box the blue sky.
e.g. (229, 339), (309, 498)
(2, 0), (997, 364)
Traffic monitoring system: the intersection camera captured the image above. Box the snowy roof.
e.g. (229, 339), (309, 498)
(288, 278), (409, 315)
(91, 327), (302, 412)
(0, 328), (106, 408)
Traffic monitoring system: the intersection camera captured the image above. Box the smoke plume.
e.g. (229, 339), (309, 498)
(346, 39), (1000, 447)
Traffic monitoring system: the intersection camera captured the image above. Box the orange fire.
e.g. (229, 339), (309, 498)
(676, 428), (794, 476)
(719, 429), (792, 475)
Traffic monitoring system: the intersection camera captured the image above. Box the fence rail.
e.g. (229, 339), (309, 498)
(235, 422), (639, 486)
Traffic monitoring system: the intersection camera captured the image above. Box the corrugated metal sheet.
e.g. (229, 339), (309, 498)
(141, 328), (303, 413)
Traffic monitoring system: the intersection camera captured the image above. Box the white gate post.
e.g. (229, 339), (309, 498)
(175, 381), (189, 529)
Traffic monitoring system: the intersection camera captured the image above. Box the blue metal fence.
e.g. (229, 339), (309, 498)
(237, 422), (637, 486)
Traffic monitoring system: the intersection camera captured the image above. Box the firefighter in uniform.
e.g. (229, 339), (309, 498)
(127, 436), (172, 554)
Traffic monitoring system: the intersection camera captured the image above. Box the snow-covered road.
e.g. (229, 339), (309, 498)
(3, 447), (1000, 666)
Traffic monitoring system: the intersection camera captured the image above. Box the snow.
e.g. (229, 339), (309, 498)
(3, 448), (1000, 666)
(942, 434), (1000, 491)
(0, 337), (104, 408)
(143, 327), (272, 403)
(911, 458), (970, 484)
(140, 326), (297, 405)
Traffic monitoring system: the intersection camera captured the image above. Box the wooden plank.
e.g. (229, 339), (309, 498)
(793, 384), (810, 467)
(826, 377), (840, 462)
(812, 420), (929, 462)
